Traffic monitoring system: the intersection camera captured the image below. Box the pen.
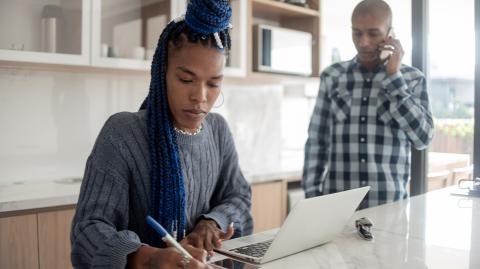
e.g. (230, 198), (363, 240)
(146, 215), (193, 260)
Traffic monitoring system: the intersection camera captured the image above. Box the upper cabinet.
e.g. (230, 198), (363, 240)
(158, 0), (247, 77)
(0, 0), (90, 66)
(0, 0), (318, 79)
(91, 0), (170, 70)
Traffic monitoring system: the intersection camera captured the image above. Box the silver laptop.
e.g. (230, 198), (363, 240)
(216, 186), (370, 264)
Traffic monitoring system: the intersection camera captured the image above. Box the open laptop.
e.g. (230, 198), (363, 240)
(215, 186), (370, 264)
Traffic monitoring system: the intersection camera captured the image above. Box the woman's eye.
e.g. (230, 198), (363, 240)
(179, 78), (193, 83)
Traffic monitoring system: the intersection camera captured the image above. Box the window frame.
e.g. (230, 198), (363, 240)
(410, 0), (429, 195)
(475, 0), (480, 179)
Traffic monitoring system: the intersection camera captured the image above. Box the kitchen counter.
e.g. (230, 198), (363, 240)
(252, 187), (480, 269)
(0, 167), (302, 214)
(0, 178), (82, 214)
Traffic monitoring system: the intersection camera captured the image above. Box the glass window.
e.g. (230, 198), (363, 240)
(427, 1), (475, 191)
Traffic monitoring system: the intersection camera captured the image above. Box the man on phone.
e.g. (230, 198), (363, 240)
(303, 0), (434, 208)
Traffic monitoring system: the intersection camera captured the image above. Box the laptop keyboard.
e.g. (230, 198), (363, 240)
(230, 239), (273, 258)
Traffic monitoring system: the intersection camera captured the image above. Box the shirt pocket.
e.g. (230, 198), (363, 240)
(329, 90), (352, 123)
(376, 91), (396, 126)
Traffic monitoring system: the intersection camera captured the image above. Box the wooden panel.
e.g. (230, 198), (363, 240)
(0, 214), (39, 269)
(252, 0), (319, 19)
(38, 209), (75, 269)
(427, 170), (450, 191)
(251, 180), (287, 233)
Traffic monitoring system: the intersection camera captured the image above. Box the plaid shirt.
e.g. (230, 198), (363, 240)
(303, 58), (434, 208)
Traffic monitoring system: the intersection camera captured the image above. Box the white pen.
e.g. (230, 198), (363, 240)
(146, 215), (193, 260)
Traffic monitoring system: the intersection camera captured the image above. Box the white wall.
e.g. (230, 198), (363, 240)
(0, 68), (149, 182)
(0, 68), (314, 183)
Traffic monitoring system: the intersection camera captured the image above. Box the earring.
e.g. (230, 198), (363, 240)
(214, 91), (224, 108)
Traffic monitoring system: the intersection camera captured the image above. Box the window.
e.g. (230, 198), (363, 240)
(426, 1), (475, 191)
(321, 0), (411, 69)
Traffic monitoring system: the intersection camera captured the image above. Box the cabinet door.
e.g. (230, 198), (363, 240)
(91, 0), (170, 70)
(0, 0), (90, 65)
(38, 208), (75, 269)
(0, 214), (39, 269)
(251, 181), (286, 233)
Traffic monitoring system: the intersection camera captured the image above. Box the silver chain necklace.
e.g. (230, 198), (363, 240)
(173, 125), (202, 136)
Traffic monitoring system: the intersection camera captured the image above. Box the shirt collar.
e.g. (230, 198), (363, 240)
(350, 56), (386, 75)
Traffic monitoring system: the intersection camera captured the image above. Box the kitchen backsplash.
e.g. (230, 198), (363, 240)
(0, 67), (315, 183)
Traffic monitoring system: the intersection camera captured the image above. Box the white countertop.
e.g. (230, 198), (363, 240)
(0, 178), (81, 213)
(249, 187), (480, 269)
(0, 167), (302, 214)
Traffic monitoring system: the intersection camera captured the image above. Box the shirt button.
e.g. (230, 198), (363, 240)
(362, 97), (368, 102)
(366, 78), (371, 82)
(360, 137), (366, 143)
(361, 116), (366, 122)
(361, 158), (366, 163)
(361, 180), (367, 185)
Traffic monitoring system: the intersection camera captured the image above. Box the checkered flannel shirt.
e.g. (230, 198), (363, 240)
(303, 58), (434, 208)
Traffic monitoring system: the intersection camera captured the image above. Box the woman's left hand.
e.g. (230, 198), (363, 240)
(182, 219), (234, 256)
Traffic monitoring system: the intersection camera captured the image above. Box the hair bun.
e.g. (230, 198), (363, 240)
(185, 0), (232, 34)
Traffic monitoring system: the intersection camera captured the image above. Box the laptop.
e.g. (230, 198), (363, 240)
(215, 186), (370, 264)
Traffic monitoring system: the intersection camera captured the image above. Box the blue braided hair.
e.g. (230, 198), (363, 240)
(140, 0), (232, 247)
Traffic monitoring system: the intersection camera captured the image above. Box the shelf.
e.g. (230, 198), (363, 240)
(252, 0), (319, 19)
(224, 71), (319, 86)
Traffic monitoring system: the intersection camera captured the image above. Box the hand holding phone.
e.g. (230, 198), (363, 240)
(379, 28), (395, 61)
(379, 28), (404, 75)
(379, 46), (394, 61)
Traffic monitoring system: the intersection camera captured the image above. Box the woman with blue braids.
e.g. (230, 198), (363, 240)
(70, 0), (253, 268)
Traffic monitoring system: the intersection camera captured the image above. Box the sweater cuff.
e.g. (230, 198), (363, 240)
(92, 231), (143, 268)
(381, 71), (410, 98)
(201, 211), (230, 233)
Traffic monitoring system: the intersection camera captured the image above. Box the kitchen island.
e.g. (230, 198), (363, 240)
(255, 187), (479, 269)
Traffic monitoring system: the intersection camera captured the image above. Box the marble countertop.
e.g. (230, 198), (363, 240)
(252, 187), (480, 269)
(0, 178), (82, 214)
(0, 163), (302, 214)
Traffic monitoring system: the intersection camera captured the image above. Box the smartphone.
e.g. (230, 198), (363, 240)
(379, 28), (395, 61)
(209, 257), (262, 269)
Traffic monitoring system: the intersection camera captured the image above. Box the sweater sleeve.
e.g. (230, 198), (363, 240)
(70, 115), (143, 269)
(201, 116), (253, 237)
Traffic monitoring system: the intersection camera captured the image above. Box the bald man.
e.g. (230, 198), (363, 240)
(303, 0), (434, 208)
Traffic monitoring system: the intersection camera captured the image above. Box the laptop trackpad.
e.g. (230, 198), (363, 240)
(221, 228), (279, 250)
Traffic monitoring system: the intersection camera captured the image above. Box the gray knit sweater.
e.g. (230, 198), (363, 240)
(70, 110), (253, 268)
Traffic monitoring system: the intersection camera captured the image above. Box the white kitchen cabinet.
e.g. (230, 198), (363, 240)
(0, 0), (246, 76)
(225, 0), (248, 77)
(0, 0), (90, 66)
(150, 0), (247, 77)
(90, 0), (169, 70)
(91, 0), (246, 75)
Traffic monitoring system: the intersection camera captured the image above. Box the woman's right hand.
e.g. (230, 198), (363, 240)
(128, 245), (214, 269)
